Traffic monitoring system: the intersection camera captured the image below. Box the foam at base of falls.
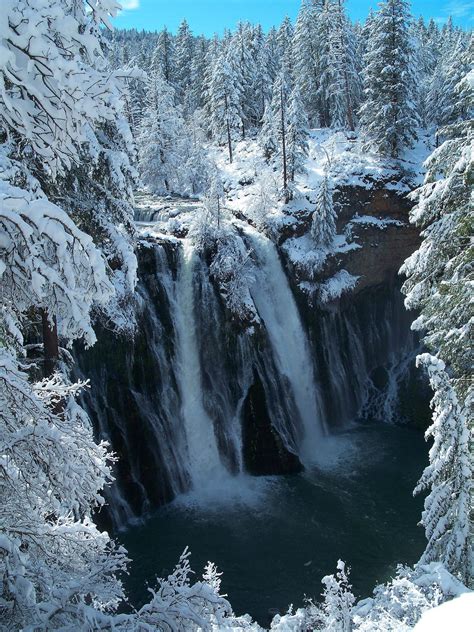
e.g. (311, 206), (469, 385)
(171, 473), (280, 513)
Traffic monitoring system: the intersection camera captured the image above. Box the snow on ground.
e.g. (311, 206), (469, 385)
(413, 592), (474, 631)
(135, 129), (433, 304)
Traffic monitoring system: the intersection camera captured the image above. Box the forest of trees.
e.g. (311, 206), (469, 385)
(109, 1), (471, 197)
(0, 0), (472, 630)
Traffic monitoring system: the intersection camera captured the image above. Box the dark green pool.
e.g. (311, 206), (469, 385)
(120, 422), (427, 626)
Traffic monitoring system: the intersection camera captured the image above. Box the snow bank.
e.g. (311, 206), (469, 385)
(413, 593), (474, 631)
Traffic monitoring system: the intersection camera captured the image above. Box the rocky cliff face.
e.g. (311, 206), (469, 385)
(276, 181), (420, 297)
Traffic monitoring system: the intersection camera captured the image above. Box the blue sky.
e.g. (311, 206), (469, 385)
(115, 0), (473, 34)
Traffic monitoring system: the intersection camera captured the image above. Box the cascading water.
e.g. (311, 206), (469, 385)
(244, 229), (325, 462)
(173, 240), (226, 486)
(78, 223), (423, 529)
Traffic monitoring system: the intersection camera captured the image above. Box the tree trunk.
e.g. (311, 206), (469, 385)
(225, 94), (233, 163)
(280, 87), (288, 202)
(41, 309), (59, 377)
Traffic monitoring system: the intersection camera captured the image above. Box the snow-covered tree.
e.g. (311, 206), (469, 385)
(259, 100), (279, 161)
(401, 70), (473, 585)
(0, 2), (137, 628)
(286, 86), (309, 185)
(320, 560), (355, 632)
(174, 19), (194, 109)
(359, 0), (419, 157)
(249, 25), (272, 127)
(292, 0), (321, 125)
(137, 73), (189, 194)
(413, 355), (471, 583)
(322, 0), (361, 130)
(208, 50), (244, 162)
(151, 27), (175, 82)
(427, 34), (473, 131)
(270, 73), (292, 199)
(401, 70), (473, 382)
(311, 174), (337, 246)
(276, 16), (295, 81)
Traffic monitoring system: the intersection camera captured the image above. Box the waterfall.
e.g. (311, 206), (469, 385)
(244, 229), (325, 462)
(78, 230), (421, 529)
(173, 240), (226, 487)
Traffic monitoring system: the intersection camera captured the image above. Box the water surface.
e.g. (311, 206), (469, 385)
(121, 422), (427, 625)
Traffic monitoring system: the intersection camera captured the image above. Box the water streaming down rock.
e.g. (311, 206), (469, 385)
(173, 240), (226, 486)
(245, 229), (326, 463)
(78, 227), (425, 530)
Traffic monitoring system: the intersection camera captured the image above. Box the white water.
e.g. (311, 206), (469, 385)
(245, 229), (325, 462)
(174, 240), (226, 487)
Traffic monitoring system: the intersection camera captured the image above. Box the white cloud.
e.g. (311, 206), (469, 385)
(119, 0), (140, 10)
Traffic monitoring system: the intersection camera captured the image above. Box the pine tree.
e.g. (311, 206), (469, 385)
(249, 25), (272, 127)
(359, 0), (419, 157)
(401, 70), (473, 381)
(151, 27), (174, 82)
(292, 0), (320, 125)
(137, 73), (189, 194)
(311, 174), (337, 246)
(276, 16), (295, 82)
(401, 70), (473, 584)
(258, 100), (278, 161)
(189, 36), (209, 112)
(323, 0), (361, 130)
(286, 86), (309, 185)
(209, 50), (244, 163)
(413, 355), (471, 584)
(427, 34), (473, 131)
(174, 19), (194, 111)
(270, 73), (291, 200)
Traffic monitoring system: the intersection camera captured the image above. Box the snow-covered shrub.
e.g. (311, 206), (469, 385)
(320, 560), (355, 631)
(248, 173), (279, 229)
(352, 564), (467, 631)
(318, 271), (360, 304)
(210, 231), (256, 322)
(126, 549), (261, 631)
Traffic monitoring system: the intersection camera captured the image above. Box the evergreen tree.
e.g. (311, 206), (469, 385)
(359, 0), (419, 157)
(137, 73), (188, 194)
(174, 19), (194, 110)
(209, 50), (244, 162)
(292, 0), (320, 125)
(413, 355), (471, 584)
(427, 34), (473, 131)
(286, 86), (309, 184)
(151, 27), (174, 82)
(401, 70), (473, 584)
(276, 16), (295, 82)
(311, 174), (337, 246)
(270, 73), (291, 199)
(189, 36), (209, 112)
(323, 0), (361, 130)
(258, 100), (278, 161)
